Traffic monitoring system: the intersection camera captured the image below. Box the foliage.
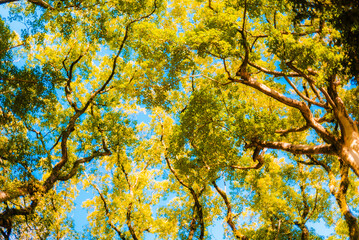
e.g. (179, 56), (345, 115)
(0, 0), (359, 239)
(288, 0), (359, 82)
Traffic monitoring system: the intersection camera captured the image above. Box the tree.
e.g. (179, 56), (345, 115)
(1, 0), (159, 238)
(1, 0), (359, 239)
(288, 0), (359, 82)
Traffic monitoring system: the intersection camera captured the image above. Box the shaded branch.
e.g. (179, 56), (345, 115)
(294, 221), (310, 240)
(63, 51), (87, 112)
(49, 132), (63, 152)
(161, 137), (204, 239)
(2, 77), (37, 84)
(305, 189), (319, 221)
(187, 209), (197, 240)
(285, 62), (324, 103)
(305, 155), (331, 174)
(85, 173), (127, 240)
(58, 126), (111, 181)
(212, 181), (247, 239)
(231, 147), (266, 170)
(229, 76), (304, 109)
(43, 12), (139, 191)
(0, 199), (38, 235)
(43, 2), (158, 192)
(275, 124), (309, 136)
(315, 113), (336, 124)
(283, 75), (326, 108)
(305, 156), (359, 239)
(120, 163), (132, 191)
(248, 61), (301, 77)
(297, 165), (310, 221)
(223, 58), (231, 78)
(235, 0), (249, 79)
(164, 155), (190, 189)
(208, 0), (218, 12)
(241, 0), (247, 31)
(78, 0), (157, 114)
(335, 161), (359, 239)
(126, 202), (138, 240)
(57, 148), (111, 181)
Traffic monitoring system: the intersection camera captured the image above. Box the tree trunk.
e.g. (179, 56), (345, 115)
(299, 224), (309, 240)
(332, 90), (359, 177)
(334, 162), (359, 240)
(339, 132), (359, 177)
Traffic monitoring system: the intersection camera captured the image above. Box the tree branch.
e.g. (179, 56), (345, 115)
(251, 140), (336, 155)
(0, 199), (38, 235)
(187, 208), (197, 240)
(126, 202), (138, 240)
(0, 187), (32, 203)
(275, 124), (309, 136)
(228, 75), (337, 144)
(0, 0), (54, 9)
(77, 1), (157, 114)
(0, 0), (54, 11)
(0, 43), (24, 55)
(252, 29), (321, 38)
(283, 76), (326, 108)
(85, 173), (127, 240)
(231, 147), (266, 170)
(43, 3), (158, 192)
(63, 51), (87, 112)
(28, 0), (54, 10)
(57, 149), (111, 181)
(2, 77), (37, 84)
(335, 161), (359, 239)
(248, 61), (301, 77)
(161, 136), (204, 239)
(0, 0), (17, 5)
(213, 181), (247, 239)
(285, 62), (324, 103)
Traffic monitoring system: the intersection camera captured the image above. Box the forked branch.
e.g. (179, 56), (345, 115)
(212, 181), (247, 239)
(228, 74), (336, 144)
(85, 173), (127, 240)
(161, 135), (204, 239)
(231, 147), (266, 170)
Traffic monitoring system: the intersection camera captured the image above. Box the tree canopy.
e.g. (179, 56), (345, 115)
(0, 0), (359, 239)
